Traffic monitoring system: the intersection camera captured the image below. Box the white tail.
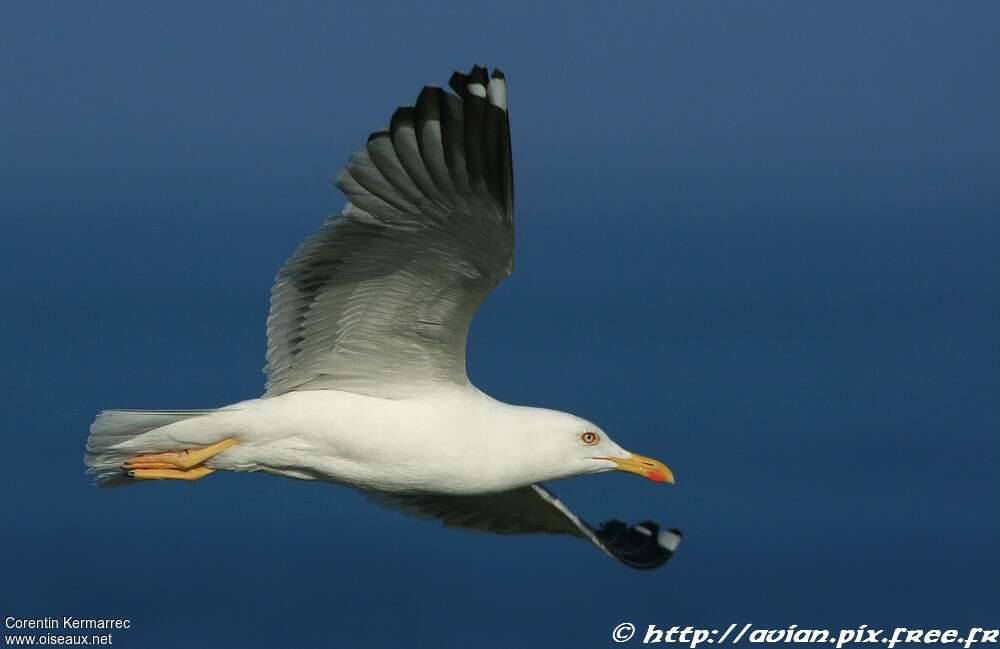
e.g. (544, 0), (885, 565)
(85, 409), (215, 486)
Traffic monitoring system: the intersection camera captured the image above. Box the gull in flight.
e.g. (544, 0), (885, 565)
(86, 65), (681, 569)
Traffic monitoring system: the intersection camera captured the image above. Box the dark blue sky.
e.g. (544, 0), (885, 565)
(2, 2), (998, 648)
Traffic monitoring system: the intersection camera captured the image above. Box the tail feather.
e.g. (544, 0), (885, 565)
(85, 409), (215, 486)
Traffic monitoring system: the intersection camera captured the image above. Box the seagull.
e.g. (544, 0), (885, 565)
(85, 65), (682, 569)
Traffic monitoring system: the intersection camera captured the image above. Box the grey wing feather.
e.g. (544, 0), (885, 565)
(265, 66), (514, 398)
(371, 485), (683, 570)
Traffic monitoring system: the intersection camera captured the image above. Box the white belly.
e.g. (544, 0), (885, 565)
(204, 387), (523, 494)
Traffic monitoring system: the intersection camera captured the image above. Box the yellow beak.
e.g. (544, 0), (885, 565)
(600, 452), (675, 484)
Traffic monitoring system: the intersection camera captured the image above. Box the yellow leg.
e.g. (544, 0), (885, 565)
(129, 466), (215, 481)
(123, 438), (237, 471)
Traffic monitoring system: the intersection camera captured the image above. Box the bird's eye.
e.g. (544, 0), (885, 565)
(580, 431), (600, 446)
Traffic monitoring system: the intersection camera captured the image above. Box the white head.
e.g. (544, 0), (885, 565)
(509, 407), (674, 486)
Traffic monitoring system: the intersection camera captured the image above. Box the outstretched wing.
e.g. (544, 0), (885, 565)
(371, 485), (682, 570)
(265, 65), (514, 398)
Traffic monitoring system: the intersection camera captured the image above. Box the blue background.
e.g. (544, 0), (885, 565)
(2, 2), (997, 647)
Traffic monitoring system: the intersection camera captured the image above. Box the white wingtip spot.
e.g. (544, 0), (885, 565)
(467, 83), (487, 98)
(658, 529), (682, 552)
(487, 78), (507, 111)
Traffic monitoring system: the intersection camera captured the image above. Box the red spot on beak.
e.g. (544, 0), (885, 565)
(648, 470), (668, 482)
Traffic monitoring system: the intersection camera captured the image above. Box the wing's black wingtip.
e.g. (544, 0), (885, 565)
(448, 71), (468, 95)
(468, 65), (489, 86)
(450, 65), (504, 93)
(596, 519), (682, 570)
(389, 106), (415, 137)
(418, 85), (443, 101)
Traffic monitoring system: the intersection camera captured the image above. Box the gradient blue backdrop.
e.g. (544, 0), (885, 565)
(2, 2), (998, 647)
